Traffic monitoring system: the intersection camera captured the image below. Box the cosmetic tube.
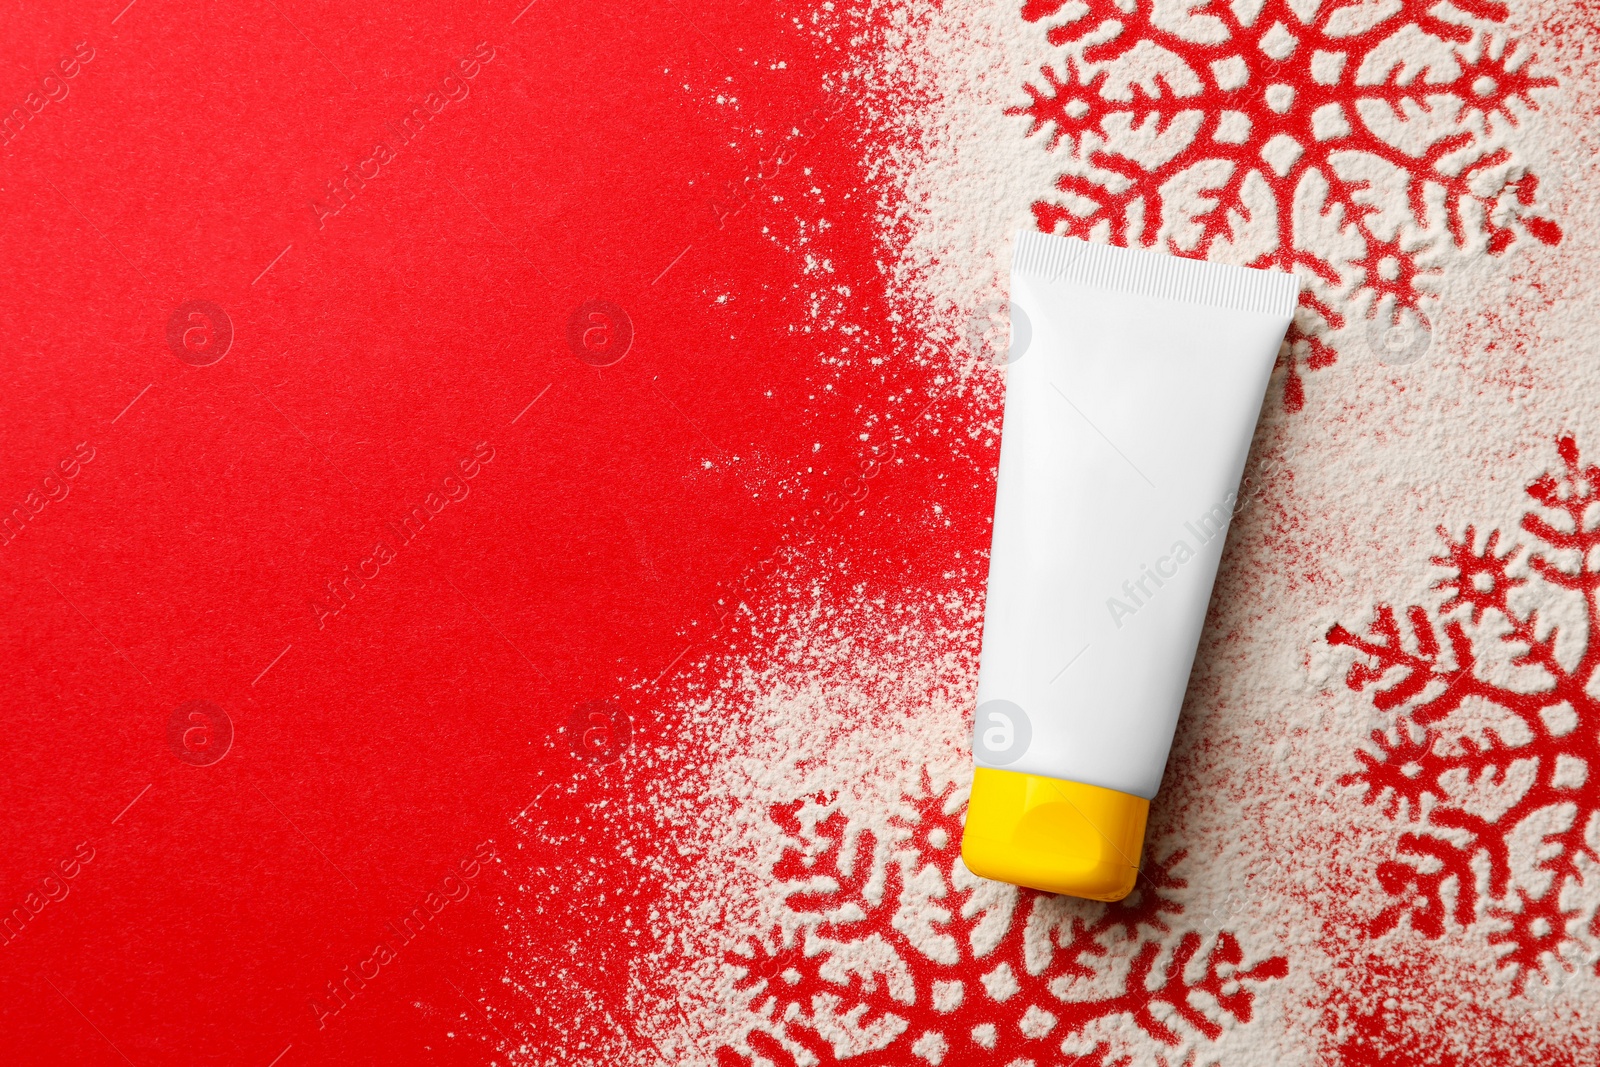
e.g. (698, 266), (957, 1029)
(961, 231), (1298, 901)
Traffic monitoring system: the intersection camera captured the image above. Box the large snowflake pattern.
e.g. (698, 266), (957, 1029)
(1010, 0), (1562, 410)
(713, 781), (1287, 1066)
(1328, 437), (1600, 991)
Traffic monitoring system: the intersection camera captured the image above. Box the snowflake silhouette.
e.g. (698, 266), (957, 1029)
(713, 780), (1287, 1066)
(1328, 437), (1600, 991)
(1011, 0), (1562, 410)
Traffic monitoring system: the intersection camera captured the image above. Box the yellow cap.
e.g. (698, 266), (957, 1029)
(961, 767), (1150, 901)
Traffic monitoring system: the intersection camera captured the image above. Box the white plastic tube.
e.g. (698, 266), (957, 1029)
(961, 231), (1298, 901)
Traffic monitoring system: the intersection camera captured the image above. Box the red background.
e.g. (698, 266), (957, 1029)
(0, 1), (983, 1062)
(10, 0), (1599, 1063)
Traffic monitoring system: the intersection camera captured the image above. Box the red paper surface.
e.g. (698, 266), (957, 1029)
(1, 1), (968, 1062)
